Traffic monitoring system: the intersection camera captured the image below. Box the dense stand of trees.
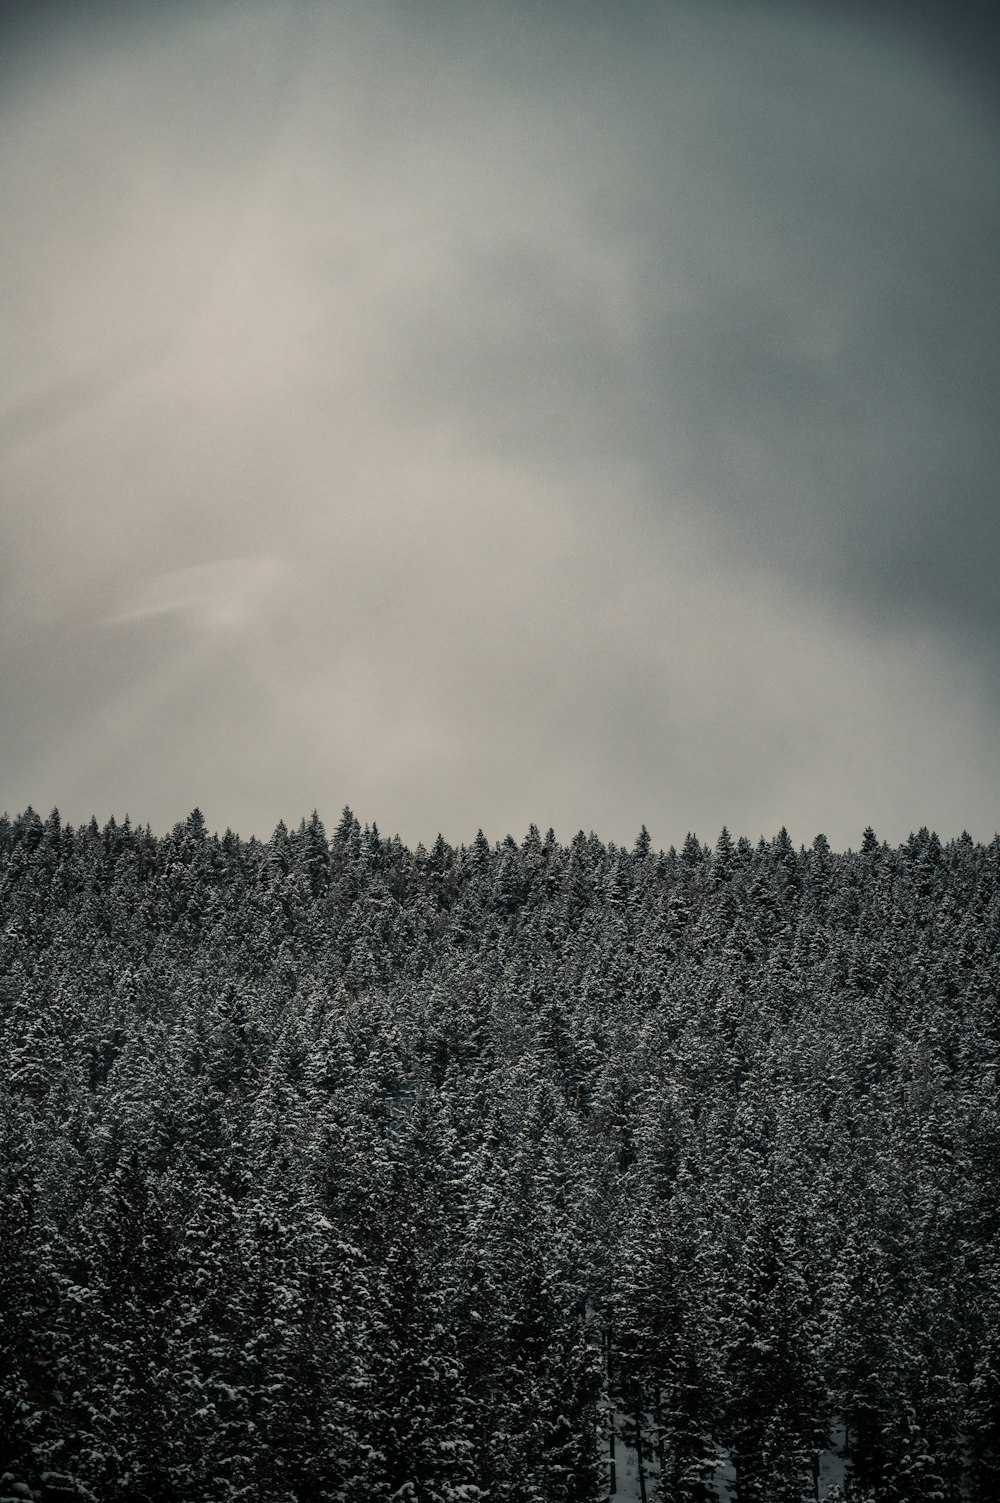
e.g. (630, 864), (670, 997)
(0, 805), (998, 1501)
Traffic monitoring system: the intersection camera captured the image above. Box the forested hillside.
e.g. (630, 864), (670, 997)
(1, 806), (998, 1502)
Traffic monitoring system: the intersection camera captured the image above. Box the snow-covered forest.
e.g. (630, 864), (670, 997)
(1, 805), (998, 1502)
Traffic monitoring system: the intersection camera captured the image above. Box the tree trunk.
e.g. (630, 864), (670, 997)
(607, 1325), (616, 1495)
(610, 1417), (617, 1496)
(634, 1397), (648, 1503)
(653, 1384), (666, 1479)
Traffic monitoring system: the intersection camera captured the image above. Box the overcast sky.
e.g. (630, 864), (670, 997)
(2, 0), (998, 850)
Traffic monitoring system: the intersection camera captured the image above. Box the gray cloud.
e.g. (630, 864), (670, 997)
(385, 2), (1000, 642)
(1, 0), (997, 847)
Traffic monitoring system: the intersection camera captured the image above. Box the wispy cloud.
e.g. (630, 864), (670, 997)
(107, 556), (289, 633)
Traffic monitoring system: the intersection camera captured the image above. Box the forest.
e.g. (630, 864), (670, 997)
(0, 805), (998, 1502)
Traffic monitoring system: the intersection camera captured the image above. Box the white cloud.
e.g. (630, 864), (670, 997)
(108, 556), (288, 633)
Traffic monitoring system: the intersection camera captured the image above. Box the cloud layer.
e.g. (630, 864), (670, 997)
(2, 0), (997, 847)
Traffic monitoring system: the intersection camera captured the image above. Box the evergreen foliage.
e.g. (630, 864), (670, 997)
(0, 806), (997, 1500)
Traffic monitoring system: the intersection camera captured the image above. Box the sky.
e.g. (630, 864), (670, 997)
(1, 0), (998, 851)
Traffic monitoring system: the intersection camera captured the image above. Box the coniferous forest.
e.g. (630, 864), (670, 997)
(1, 805), (999, 1503)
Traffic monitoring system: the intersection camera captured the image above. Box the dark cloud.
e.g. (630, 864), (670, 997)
(384, 0), (1000, 672)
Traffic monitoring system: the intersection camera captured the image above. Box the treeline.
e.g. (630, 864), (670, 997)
(0, 806), (998, 1502)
